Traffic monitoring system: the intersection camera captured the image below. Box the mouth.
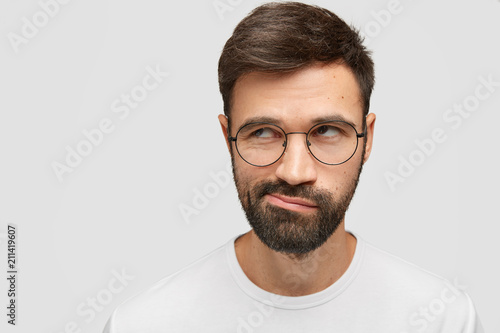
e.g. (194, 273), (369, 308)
(265, 193), (318, 213)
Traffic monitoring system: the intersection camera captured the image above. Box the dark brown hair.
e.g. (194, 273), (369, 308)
(218, 2), (374, 122)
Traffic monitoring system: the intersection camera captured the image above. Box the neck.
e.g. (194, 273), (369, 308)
(234, 224), (356, 296)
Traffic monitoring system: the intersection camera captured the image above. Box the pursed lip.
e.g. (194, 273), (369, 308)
(266, 193), (318, 210)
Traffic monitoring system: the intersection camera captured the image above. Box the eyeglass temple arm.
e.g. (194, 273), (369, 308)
(357, 116), (368, 138)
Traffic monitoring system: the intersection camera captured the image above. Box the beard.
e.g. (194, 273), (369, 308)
(233, 151), (364, 260)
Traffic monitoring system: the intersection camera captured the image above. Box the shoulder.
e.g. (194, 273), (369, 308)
(103, 239), (232, 333)
(360, 238), (459, 292)
(356, 236), (482, 332)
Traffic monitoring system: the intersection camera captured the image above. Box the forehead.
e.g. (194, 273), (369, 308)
(231, 62), (363, 129)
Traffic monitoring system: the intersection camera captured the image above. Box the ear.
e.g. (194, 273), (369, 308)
(218, 114), (231, 154)
(362, 113), (376, 164)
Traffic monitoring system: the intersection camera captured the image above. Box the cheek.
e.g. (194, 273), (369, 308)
(233, 158), (277, 183)
(316, 160), (361, 192)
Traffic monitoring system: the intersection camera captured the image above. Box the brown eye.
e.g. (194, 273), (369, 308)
(313, 125), (340, 137)
(253, 127), (279, 138)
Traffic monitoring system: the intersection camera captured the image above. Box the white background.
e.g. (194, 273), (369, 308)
(0, 0), (498, 332)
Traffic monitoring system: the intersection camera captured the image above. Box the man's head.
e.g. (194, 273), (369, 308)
(217, 2), (376, 259)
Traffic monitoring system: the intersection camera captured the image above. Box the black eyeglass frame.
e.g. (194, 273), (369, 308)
(228, 120), (366, 167)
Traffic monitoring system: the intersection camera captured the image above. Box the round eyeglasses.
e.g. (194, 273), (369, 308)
(228, 121), (365, 167)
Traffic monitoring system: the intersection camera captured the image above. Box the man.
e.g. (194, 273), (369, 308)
(104, 2), (483, 332)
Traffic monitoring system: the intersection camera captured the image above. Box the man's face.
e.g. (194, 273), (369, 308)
(218, 62), (375, 258)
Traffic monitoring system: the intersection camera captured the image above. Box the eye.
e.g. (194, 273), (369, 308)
(253, 127), (279, 138)
(313, 125), (340, 137)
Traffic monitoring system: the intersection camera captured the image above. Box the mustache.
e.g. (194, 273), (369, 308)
(252, 180), (333, 207)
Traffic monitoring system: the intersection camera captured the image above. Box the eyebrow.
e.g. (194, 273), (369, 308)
(237, 114), (360, 130)
(239, 116), (283, 128)
(310, 115), (356, 126)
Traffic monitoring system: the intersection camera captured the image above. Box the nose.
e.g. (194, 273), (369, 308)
(275, 133), (317, 186)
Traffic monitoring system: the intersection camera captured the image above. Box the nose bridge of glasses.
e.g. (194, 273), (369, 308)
(283, 131), (311, 148)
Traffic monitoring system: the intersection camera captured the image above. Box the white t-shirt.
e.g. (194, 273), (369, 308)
(103, 233), (483, 332)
